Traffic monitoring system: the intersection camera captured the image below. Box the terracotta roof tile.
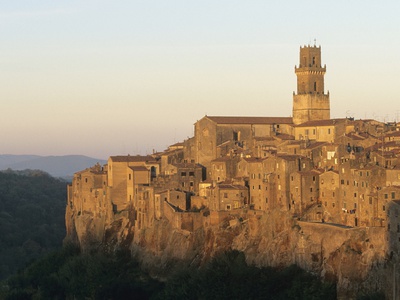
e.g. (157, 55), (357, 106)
(206, 116), (293, 125)
(294, 118), (347, 127)
(110, 155), (157, 163)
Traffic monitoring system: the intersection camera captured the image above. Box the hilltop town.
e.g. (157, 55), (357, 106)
(66, 45), (400, 298)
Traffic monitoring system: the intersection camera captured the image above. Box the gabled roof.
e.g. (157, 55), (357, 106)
(129, 166), (149, 172)
(217, 184), (248, 190)
(205, 116), (293, 125)
(305, 141), (327, 150)
(277, 154), (306, 161)
(294, 118), (347, 128)
(109, 155), (157, 163)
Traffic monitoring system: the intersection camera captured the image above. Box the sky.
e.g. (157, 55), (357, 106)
(1, 1), (400, 159)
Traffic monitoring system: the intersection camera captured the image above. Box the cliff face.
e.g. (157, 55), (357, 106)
(65, 207), (394, 299)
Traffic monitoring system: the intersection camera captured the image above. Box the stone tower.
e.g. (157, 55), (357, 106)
(292, 45), (330, 125)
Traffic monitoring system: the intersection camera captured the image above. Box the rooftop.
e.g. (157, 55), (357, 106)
(205, 116), (293, 125)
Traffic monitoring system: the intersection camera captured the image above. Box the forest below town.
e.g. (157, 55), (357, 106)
(0, 170), (384, 299)
(0, 169), (67, 281)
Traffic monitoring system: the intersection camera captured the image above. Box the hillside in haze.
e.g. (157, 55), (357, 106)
(0, 155), (107, 179)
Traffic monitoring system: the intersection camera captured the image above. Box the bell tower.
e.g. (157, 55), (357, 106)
(292, 45), (330, 125)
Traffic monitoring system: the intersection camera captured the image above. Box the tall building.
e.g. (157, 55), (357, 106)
(292, 45), (330, 125)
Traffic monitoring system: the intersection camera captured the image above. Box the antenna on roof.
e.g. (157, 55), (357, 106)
(314, 38), (317, 46)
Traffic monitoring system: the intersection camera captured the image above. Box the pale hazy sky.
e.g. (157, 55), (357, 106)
(1, 1), (399, 159)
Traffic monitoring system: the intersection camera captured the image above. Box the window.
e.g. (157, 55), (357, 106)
(190, 181), (194, 187)
(328, 128), (331, 134)
(314, 82), (317, 91)
(181, 172), (186, 177)
(189, 171), (195, 177)
(383, 205), (386, 211)
(128, 174), (131, 180)
(392, 192), (396, 199)
(312, 176), (316, 182)
(224, 193), (228, 198)
(333, 192), (335, 197)
(369, 197), (373, 205)
(258, 185), (261, 190)
(310, 188), (313, 192)
(341, 180), (344, 185)
(385, 194), (388, 199)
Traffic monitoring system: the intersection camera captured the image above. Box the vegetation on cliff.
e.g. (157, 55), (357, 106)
(0, 169), (67, 280)
(1, 247), (338, 300)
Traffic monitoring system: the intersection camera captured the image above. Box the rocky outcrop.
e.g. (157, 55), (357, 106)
(66, 206), (395, 299)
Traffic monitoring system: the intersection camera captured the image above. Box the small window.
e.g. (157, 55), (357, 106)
(224, 193), (228, 198)
(181, 172), (186, 177)
(189, 171), (195, 177)
(392, 192), (396, 199)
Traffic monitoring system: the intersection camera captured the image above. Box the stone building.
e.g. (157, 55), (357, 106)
(190, 116), (293, 171)
(292, 45), (330, 125)
(67, 44), (400, 265)
(207, 183), (249, 211)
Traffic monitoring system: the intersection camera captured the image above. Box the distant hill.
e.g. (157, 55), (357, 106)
(0, 155), (107, 179)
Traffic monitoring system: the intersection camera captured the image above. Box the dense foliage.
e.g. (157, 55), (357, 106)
(1, 248), (339, 300)
(0, 169), (67, 280)
(158, 250), (337, 300)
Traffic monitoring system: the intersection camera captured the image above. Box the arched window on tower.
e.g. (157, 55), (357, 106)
(312, 56), (315, 65)
(314, 82), (317, 92)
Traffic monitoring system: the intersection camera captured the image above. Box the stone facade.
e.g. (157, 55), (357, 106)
(65, 44), (400, 299)
(293, 45), (330, 125)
